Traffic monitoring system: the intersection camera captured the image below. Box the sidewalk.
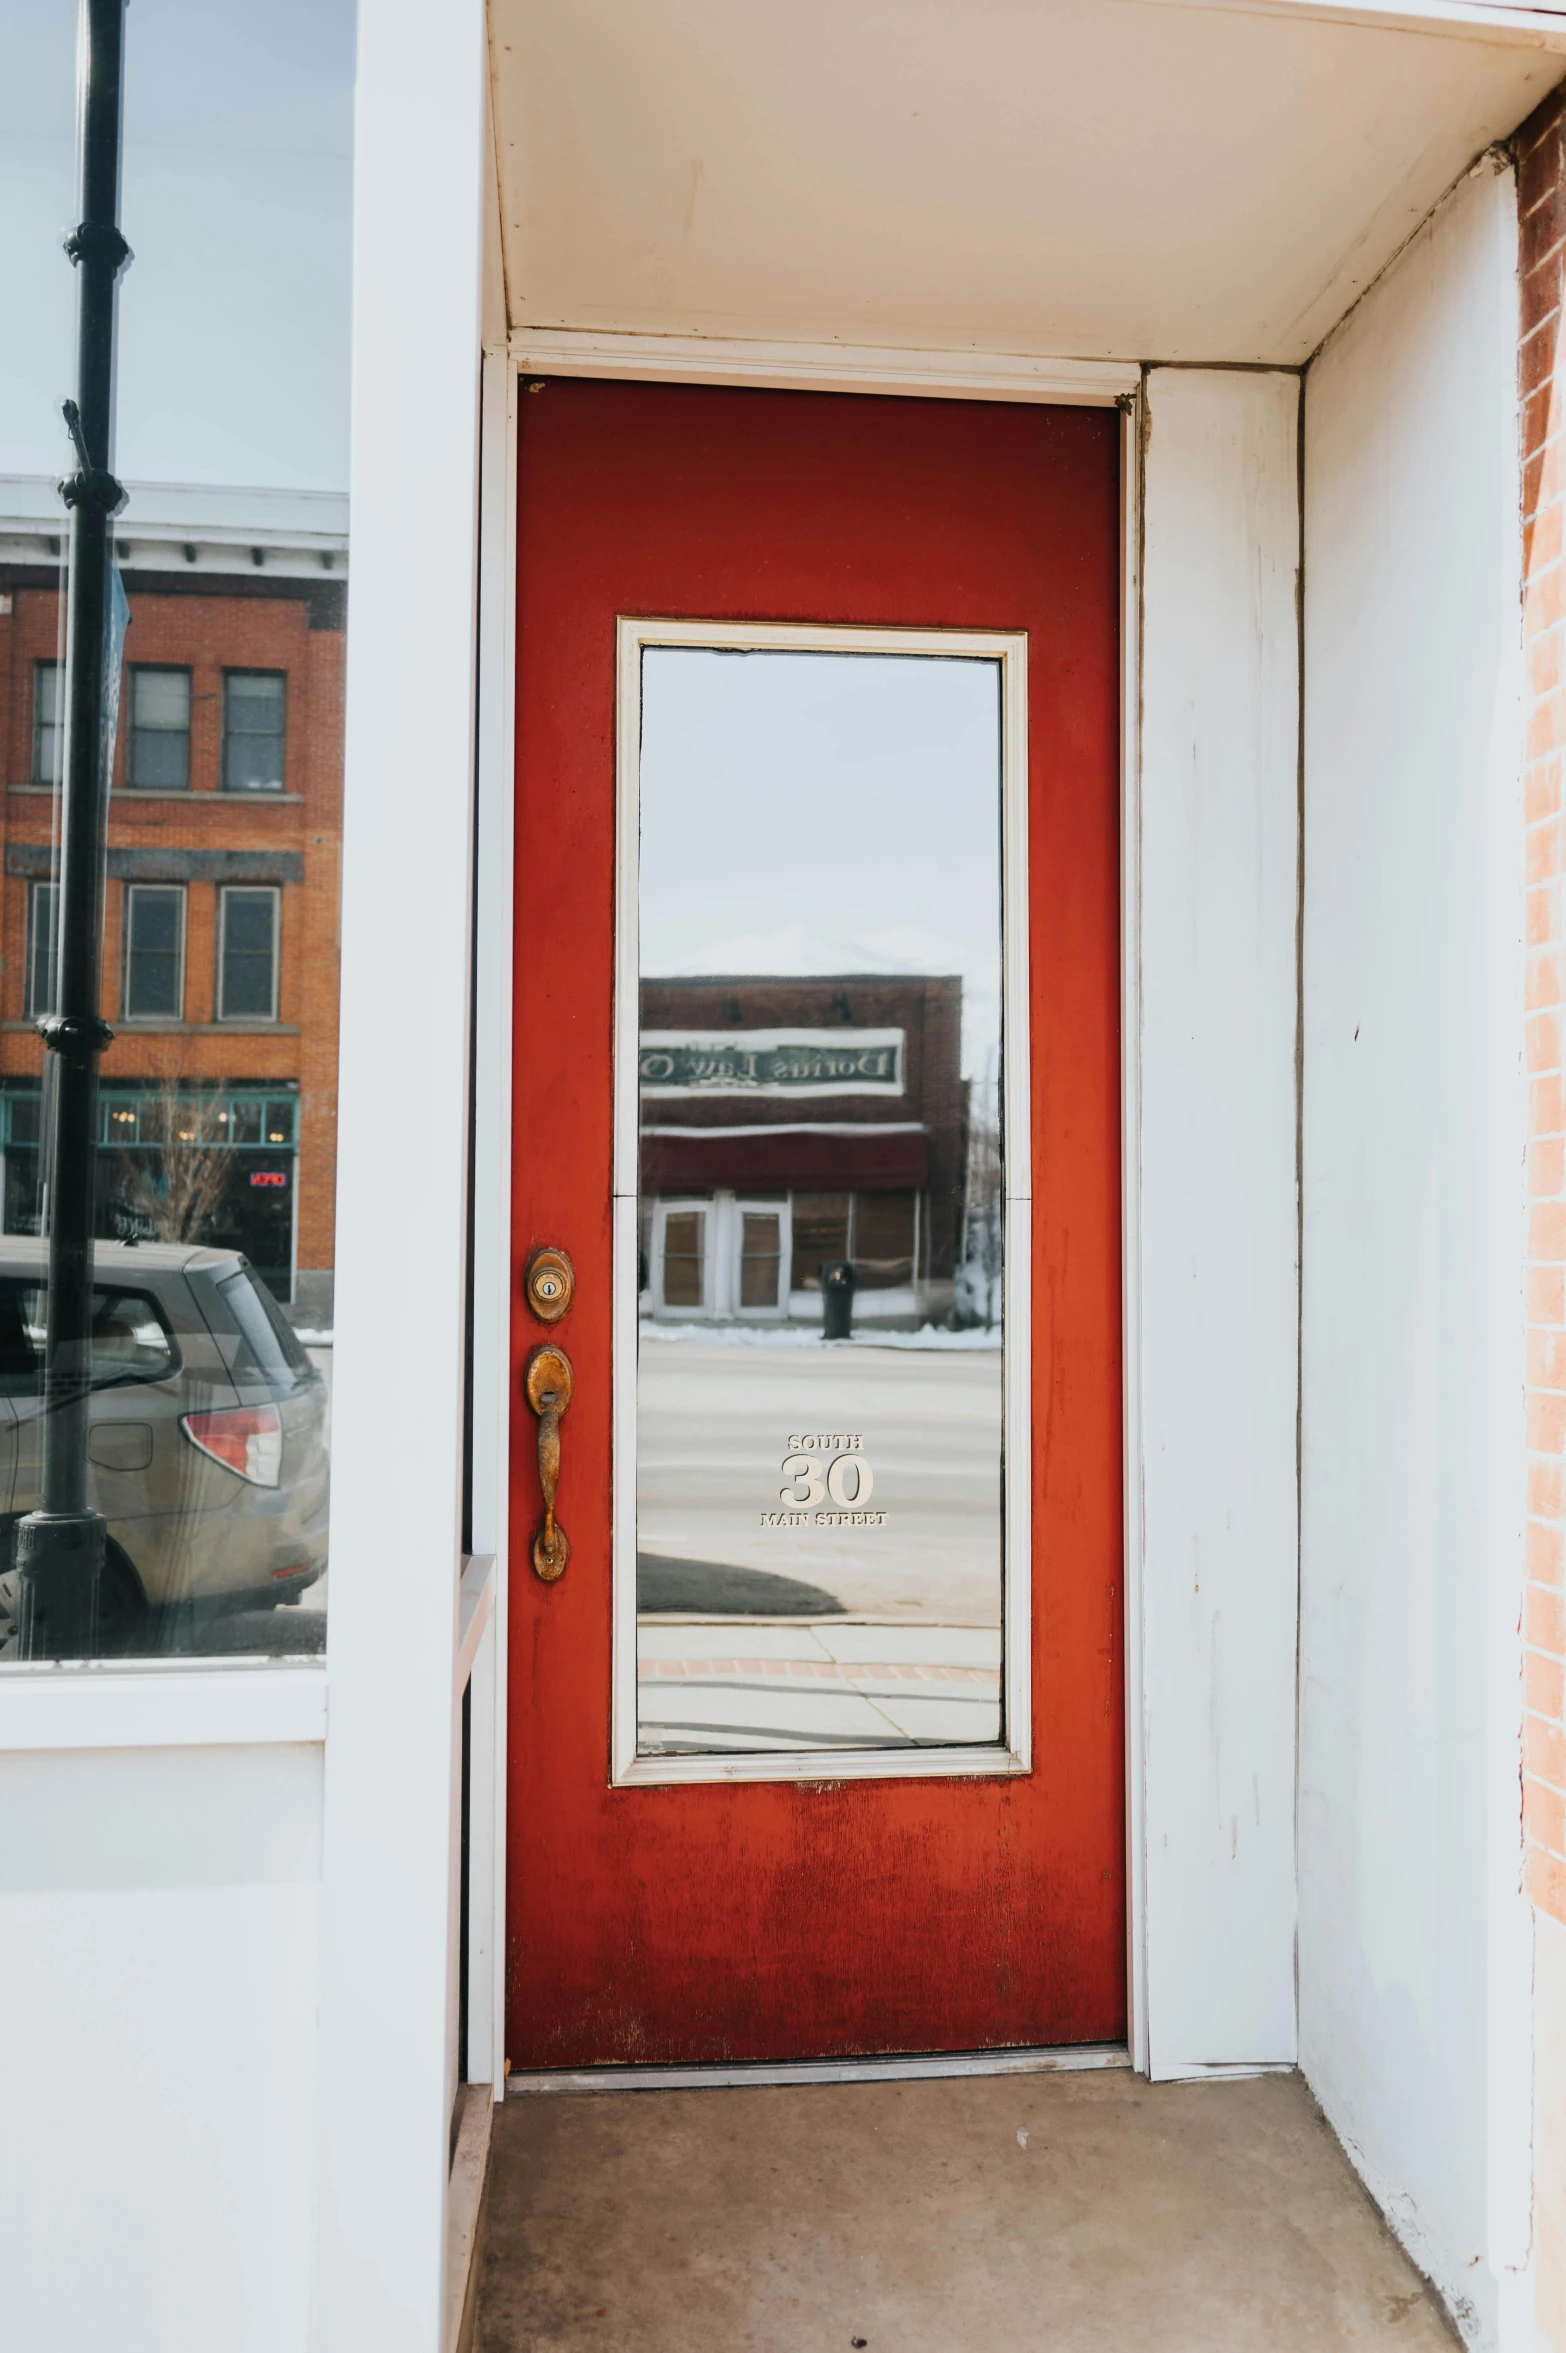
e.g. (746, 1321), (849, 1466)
(474, 2069), (1457, 2352)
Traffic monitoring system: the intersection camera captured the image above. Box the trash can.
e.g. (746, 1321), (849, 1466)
(819, 1259), (858, 1341)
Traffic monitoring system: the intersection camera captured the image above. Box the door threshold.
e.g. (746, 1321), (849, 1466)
(506, 2042), (1131, 2095)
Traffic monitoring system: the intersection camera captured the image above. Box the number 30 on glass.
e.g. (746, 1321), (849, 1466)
(779, 1453), (875, 1508)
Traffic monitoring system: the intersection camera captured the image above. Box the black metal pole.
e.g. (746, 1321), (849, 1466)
(15, 0), (129, 1660)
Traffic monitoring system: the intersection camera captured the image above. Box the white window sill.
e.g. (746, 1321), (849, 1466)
(0, 1658), (326, 1750)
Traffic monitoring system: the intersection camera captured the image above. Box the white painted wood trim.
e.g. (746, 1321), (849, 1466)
(511, 331), (1140, 408)
(315, 0), (487, 2341)
(507, 2042), (1131, 2094)
(1137, 367), (1301, 2078)
(610, 616), (1032, 1788)
(1119, 390), (1150, 2080)
(468, 343), (518, 2098)
(0, 1661), (326, 1750)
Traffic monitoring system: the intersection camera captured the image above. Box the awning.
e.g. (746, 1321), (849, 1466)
(639, 1125), (928, 1192)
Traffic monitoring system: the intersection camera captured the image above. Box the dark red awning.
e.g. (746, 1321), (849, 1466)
(639, 1126), (928, 1192)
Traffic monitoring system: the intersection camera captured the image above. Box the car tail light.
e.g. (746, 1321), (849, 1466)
(181, 1403), (282, 1487)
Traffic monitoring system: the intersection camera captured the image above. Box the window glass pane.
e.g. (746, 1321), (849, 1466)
(131, 667), (188, 728)
(211, 1267), (312, 1392)
(27, 883), (58, 1017)
(219, 888), (277, 1019)
(33, 663), (60, 786)
(634, 647), (1006, 1759)
(123, 885), (184, 1018)
(853, 1190), (916, 1288)
(4, 1280), (178, 1393)
(660, 1210), (705, 1308)
(739, 1211), (782, 1308)
(223, 672), (286, 790)
(129, 667), (190, 789)
(3, 8), (349, 1667)
(790, 1193), (850, 1289)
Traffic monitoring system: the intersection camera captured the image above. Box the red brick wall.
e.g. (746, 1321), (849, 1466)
(1522, 85), (1566, 1927)
(0, 573), (343, 1301)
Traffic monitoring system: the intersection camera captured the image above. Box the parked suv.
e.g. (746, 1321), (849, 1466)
(0, 1239), (328, 1655)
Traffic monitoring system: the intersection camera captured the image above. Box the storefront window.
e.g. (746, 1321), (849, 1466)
(0, 0), (353, 1664)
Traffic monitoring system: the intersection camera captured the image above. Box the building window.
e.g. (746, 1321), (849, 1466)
(222, 670), (286, 791)
(121, 884), (185, 1021)
(128, 667), (191, 790)
(660, 1206), (706, 1309)
(217, 886), (279, 1021)
(25, 882), (58, 1017)
(32, 662), (60, 787)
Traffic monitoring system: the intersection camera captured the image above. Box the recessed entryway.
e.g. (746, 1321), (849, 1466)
(473, 2071), (1457, 2351)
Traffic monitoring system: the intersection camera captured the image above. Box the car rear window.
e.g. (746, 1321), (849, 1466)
(215, 1265), (312, 1391)
(0, 1279), (180, 1394)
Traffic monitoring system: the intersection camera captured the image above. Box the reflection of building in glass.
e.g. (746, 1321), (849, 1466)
(638, 974), (967, 1329)
(0, 481), (345, 1322)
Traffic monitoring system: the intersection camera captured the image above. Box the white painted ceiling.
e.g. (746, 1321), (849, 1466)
(488, 0), (1566, 365)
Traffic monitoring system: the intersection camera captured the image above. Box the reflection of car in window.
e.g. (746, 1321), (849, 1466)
(0, 1239), (328, 1656)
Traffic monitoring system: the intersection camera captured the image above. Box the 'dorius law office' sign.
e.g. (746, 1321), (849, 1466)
(638, 1028), (905, 1097)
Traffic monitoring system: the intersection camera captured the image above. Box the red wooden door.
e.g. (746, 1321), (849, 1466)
(508, 380), (1123, 2066)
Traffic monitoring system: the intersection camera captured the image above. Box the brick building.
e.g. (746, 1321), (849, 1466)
(637, 971), (970, 1328)
(0, 480), (345, 1324)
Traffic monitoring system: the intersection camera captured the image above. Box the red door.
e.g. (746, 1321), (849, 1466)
(508, 380), (1123, 2067)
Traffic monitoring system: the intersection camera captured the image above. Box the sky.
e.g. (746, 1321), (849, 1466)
(639, 649), (1006, 1082)
(0, 0), (355, 491)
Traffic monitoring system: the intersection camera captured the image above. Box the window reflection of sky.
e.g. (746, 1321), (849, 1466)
(639, 650), (1004, 1081)
(0, 0), (354, 488)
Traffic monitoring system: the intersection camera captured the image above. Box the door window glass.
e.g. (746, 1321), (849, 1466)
(626, 634), (1021, 1770)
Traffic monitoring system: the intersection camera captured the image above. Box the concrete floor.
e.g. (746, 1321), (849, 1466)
(474, 2068), (1458, 2352)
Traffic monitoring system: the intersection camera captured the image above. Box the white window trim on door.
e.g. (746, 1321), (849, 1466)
(610, 615), (1032, 1789)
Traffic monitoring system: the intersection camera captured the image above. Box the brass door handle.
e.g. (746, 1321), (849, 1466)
(524, 1344), (574, 1582)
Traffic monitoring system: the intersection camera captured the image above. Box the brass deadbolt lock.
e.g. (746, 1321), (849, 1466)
(524, 1244), (575, 1324)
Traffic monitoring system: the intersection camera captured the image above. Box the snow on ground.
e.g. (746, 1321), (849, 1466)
(639, 1321), (1001, 1352)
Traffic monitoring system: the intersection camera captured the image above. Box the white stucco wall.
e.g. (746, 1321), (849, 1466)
(1137, 365), (1302, 2076)
(0, 1738), (323, 2353)
(1299, 154), (1531, 2350)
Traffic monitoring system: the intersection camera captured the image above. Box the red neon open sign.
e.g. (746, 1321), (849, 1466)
(249, 1171), (287, 1189)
